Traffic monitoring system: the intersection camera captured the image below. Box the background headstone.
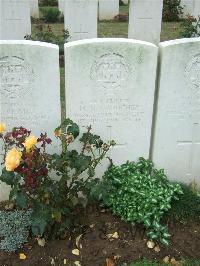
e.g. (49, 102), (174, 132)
(0, 0), (31, 40)
(64, 0), (98, 41)
(152, 38), (200, 185)
(0, 40), (61, 200)
(128, 0), (163, 45)
(30, 0), (39, 18)
(58, 0), (65, 13)
(181, 0), (200, 18)
(65, 38), (158, 177)
(98, 0), (119, 20)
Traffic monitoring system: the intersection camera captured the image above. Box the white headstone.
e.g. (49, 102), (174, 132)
(128, 0), (163, 45)
(0, 41), (61, 200)
(99, 0), (119, 20)
(65, 38), (158, 176)
(58, 0), (65, 13)
(0, 0), (31, 40)
(30, 0), (39, 18)
(64, 0), (98, 41)
(152, 38), (200, 185)
(181, 0), (200, 18)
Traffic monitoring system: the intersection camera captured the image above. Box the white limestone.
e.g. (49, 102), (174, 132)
(128, 0), (163, 45)
(152, 38), (200, 185)
(0, 0), (31, 40)
(182, 0), (200, 18)
(99, 0), (119, 20)
(58, 0), (65, 13)
(65, 38), (158, 177)
(30, 0), (39, 18)
(64, 0), (98, 41)
(0, 41), (61, 200)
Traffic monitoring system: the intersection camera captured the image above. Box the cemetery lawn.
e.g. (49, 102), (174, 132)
(0, 204), (199, 266)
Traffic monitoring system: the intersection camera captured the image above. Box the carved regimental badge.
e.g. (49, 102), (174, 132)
(90, 53), (130, 93)
(0, 56), (34, 99)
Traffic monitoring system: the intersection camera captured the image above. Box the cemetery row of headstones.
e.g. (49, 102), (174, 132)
(0, 37), (200, 201)
(1, 0), (200, 45)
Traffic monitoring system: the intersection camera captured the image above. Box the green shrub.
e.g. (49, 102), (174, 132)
(0, 210), (31, 252)
(180, 15), (200, 38)
(41, 7), (60, 23)
(163, 0), (183, 22)
(92, 157), (183, 245)
(167, 182), (200, 221)
(25, 24), (70, 54)
(0, 119), (115, 239)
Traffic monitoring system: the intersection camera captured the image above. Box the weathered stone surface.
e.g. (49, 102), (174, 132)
(0, 41), (61, 200)
(65, 38), (158, 176)
(0, 0), (31, 40)
(64, 0), (98, 41)
(152, 38), (200, 184)
(181, 0), (200, 18)
(128, 0), (163, 44)
(99, 0), (119, 20)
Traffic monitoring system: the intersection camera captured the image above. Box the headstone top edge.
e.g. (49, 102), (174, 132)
(0, 40), (59, 50)
(64, 38), (158, 49)
(159, 37), (200, 48)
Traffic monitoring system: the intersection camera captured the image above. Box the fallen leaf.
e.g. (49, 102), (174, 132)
(106, 258), (115, 266)
(19, 253), (27, 260)
(37, 238), (46, 247)
(154, 245), (160, 253)
(72, 249), (80, 256)
(163, 256), (170, 263)
(147, 240), (155, 249)
(171, 257), (181, 265)
(50, 258), (55, 265)
(76, 234), (82, 248)
(107, 232), (119, 240)
(113, 255), (121, 260)
(74, 261), (81, 266)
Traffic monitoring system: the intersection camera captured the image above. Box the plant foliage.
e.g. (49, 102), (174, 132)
(91, 157), (183, 245)
(163, 0), (183, 22)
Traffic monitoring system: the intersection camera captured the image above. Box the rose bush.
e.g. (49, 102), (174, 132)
(0, 119), (115, 239)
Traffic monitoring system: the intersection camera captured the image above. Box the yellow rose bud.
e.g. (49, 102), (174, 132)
(54, 128), (61, 137)
(23, 135), (37, 152)
(0, 123), (6, 134)
(5, 148), (22, 171)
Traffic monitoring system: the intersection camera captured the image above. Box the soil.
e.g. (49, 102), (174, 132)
(0, 205), (200, 266)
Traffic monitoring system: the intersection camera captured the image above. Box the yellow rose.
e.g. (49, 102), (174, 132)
(5, 148), (22, 171)
(23, 135), (37, 152)
(0, 123), (6, 134)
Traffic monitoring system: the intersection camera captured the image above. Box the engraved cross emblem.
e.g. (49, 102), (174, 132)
(177, 123), (200, 178)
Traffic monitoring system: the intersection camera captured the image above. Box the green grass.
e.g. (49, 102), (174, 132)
(124, 258), (200, 266)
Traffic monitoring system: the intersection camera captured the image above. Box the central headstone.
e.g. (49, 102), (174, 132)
(65, 39), (158, 175)
(64, 0), (98, 41)
(0, 0), (31, 40)
(0, 41), (61, 200)
(128, 0), (163, 45)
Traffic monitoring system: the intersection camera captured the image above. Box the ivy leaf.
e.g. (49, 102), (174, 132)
(16, 191), (29, 209)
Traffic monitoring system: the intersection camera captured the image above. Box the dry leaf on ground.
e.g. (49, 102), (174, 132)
(106, 258), (115, 266)
(19, 253), (27, 260)
(72, 249), (80, 256)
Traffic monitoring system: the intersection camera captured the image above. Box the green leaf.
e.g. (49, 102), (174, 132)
(0, 169), (15, 186)
(16, 191), (29, 209)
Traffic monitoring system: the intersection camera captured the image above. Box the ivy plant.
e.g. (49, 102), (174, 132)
(91, 157), (183, 245)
